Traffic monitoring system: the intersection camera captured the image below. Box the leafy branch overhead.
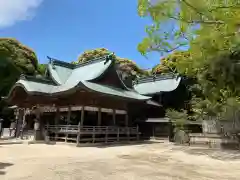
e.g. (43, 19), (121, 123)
(138, 0), (240, 122)
(138, 0), (240, 59)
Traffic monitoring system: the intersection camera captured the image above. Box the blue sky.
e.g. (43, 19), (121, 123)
(0, 0), (161, 69)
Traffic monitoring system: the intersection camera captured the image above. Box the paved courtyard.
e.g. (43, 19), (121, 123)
(0, 141), (240, 180)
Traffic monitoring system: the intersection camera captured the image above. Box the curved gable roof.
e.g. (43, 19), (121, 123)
(8, 55), (151, 101)
(133, 74), (181, 95)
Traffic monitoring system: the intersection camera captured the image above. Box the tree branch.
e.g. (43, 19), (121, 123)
(209, 5), (240, 12)
(149, 44), (186, 53)
(181, 0), (205, 17)
(160, 12), (225, 25)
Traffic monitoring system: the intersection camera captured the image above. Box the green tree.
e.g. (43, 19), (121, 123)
(152, 51), (193, 75)
(166, 109), (188, 129)
(138, 1), (240, 123)
(138, 0), (240, 59)
(37, 64), (47, 75)
(0, 38), (44, 121)
(0, 38), (40, 96)
(75, 48), (148, 77)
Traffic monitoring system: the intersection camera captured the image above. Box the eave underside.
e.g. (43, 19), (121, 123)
(6, 86), (157, 111)
(7, 78), (150, 106)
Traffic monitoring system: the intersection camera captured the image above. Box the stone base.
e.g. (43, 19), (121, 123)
(189, 133), (239, 149)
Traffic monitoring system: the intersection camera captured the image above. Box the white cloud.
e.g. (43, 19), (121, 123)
(0, 0), (43, 28)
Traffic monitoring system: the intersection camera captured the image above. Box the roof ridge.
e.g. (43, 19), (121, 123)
(74, 56), (107, 68)
(47, 53), (115, 70)
(19, 74), (56, 85)
(47, 56), (75, 69)
(57, 53), (115, 86)
(74, 53), (115, 69)
(134, 73), (179, 85)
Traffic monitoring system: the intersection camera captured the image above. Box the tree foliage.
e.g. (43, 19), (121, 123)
(152, 51), (192, 75)
(138, 0), (240, 124)
(37, 64), (47, 75)
(0, 38), (41, 96)
(166, 109), (188, 129)
(138, 0), (240, 58)
(77, 48), (111, 63)
(0, 38), (45, 121)
(0, 38), (38, 74)
(76, 48), (148, 77)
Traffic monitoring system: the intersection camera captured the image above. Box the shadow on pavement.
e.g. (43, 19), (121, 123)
(0, 162), (13, 175)
(172, 145), (240, 161)
(95, 140), (163, 148)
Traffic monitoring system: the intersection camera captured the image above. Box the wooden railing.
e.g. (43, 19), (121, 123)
(45, 125), (138, 134)
(45, 125), (140, 144)
(46, 125), (78, 133)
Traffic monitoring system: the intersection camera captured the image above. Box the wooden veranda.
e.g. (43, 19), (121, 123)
(45, 125), (139, 144)
(10, 90), (143, 144)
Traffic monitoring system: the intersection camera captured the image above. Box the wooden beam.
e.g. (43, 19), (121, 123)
(97, 107), (101, 126)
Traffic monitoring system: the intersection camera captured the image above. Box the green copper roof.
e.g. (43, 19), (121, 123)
(133, 74), (181, 95)
(50, 57), (113, 93)
(9, 54), (150, 101)
(48, 62), (72, 85)
(81, 81), (149, 100)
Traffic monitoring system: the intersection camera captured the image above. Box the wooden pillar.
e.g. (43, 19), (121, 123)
(80, 106), (85, 126)
(55, 107), (60, 140)
(105, 126), (108, 143)
(34, 106), (43, 141)
(35, 105), (46, 141)
(152, 126), (155, 139)
(65, 106), (71, 142)
(14, 109), (19, 138)
(20, 109), (26, 139)
(112, 109), (116, 125)
(67, 106), (71, 123)
(54, 107), (60, 125)
(92, 126), (95, 143)
(136, 125), (139, 141)
(77, 106), (85, 146)
(97, 107), (101, 126)
(117, 128), (119, 142)
(125, 112), (128, 127)
(125, 111), (129, 141)
(15, 108), (21, 138)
